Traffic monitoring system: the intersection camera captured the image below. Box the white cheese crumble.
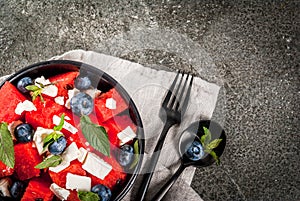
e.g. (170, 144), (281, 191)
(66, 173), (91, 191)
(54, 96), (64, 106)
(105, 98), (116, 109)
(53, 115), (78, 134)
(33, 127), (55, 155)
(50, 183), (70, 200)
(35, 76), (58, 97)
(86, 88), (101, 99)
(117, 126), (136, 146)
(49, 159), (71, 173)
(65, 88), (80, 109)
(77, 147), (88, 163)
(15, 100), (37, 115)
(49, 142), (80, 173)
(82, 152), (112, 180)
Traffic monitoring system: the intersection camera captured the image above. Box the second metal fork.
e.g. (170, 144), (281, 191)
(136, 71), (194, 200)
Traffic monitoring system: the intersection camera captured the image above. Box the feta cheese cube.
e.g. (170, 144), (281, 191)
(53, 115), (78, 134)
(77, 147), (88, 163)
(15, 100), (37, 115)
(49, 159), (71, 173)
(105, 98), (116, 109)
(35, 76), (58, 97)
(82, 152), (112, 180)
(50, 183), (70, 200)
(54, 96), (65, 106)
(117, 126), (136, 145)
(62, 142), (80, 162)
(66, 173), (91, 191)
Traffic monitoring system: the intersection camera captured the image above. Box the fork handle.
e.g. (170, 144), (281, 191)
(136, 121), (174, 201)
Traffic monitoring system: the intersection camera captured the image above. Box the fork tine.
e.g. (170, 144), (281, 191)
(175, 73), (190, 110)
(162, 71), (180, 107)
(169, 71), (184, 108)
(178, 74), (193, 113)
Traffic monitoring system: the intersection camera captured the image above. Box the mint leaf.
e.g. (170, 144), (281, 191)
(0, 123), (15, 168)
(54, 114), (65, 131)
(80, 115), (110, 156)
(130, 139), (140, 169)
(209, 150), (220, 165)
(78, 191), (99, 201)
(202, 127), (211, 145)
(25, 85), (40, 91)
(35, 155), (62, 169)
(26, 84), (44, 102)
(207, 139), (223, 150)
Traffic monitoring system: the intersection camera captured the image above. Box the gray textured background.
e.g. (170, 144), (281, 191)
(0, 1), (299, 201)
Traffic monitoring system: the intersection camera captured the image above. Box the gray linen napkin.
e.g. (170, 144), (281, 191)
(52, 50), (220, 201)
(1, 50), (219, 201)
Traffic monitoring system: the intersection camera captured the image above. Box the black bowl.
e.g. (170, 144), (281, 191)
(0, 60), (145, 201)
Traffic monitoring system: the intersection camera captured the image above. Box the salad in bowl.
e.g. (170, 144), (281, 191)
(0, 60), (144, 201)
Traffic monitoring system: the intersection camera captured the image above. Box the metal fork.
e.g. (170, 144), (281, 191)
(136, 71), (194, 200)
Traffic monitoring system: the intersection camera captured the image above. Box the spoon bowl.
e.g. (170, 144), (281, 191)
(151, 120), (226, 201)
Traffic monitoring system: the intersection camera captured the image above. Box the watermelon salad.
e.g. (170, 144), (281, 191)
(0, 70), (140, 201)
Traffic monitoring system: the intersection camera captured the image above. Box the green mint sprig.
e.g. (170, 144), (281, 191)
(42, 114), (65, 152)
(0, 123), (15, 168)
(129, 140), (140, 169)
(200, 127), (223, 165)
(35, 155), (62, 169)
(25, 81), (54, 102)
(78, 191), (100, 201)
(80, 115), (110, 156)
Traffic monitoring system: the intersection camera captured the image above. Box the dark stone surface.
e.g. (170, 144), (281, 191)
(0, 1), (299, 200)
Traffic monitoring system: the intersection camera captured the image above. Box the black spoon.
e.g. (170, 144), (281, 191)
(151, 120), (226, 201)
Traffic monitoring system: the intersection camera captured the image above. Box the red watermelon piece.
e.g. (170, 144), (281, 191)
(49, 160), (86, 188)
(66, 190), (81, 201)
(49, 71), (79, 99)
(25, 97), (66, 129)
(14, 142), (43, 180)
(0, 81), (27, 123)
(21, 175), (54, 201)
(103, 115), (137, 148)
(88, 155), (126, 190)
(94, 88), (128, 123)
(0, 160), (14, 177)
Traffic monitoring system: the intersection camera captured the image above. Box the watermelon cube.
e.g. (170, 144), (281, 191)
(21, 176), (54, 201)
(0, 81), (27, 123)
(25, 97), (66, 129)
(49, 160), (86, 188)
(67, 190), (81, 201)
(103, 115), (137, 148)
(95, 88), (128, 123)
(14, 142), (43, 180)
(49, 71), (79, 99)
(0, 160), (14, 178)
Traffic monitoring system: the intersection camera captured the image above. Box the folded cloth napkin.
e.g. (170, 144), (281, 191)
(51, 50), (220, 201)
(1, 50), (220, 201)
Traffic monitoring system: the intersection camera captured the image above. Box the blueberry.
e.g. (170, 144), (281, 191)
(118, 144), (134, 167)
(48, 136), (67, 155)
(10, 181), (25, 199)
(185, 141), (204, 161)
(75, 76), (92, 90)
(14, 123), (34, 143)
(70, 92), (93, 116)
(17, 77), (33, 93)
(91, 184), (112, 201)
